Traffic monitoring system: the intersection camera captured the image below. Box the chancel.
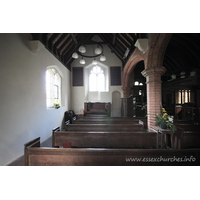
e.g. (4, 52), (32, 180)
(1, 33), (200, 166)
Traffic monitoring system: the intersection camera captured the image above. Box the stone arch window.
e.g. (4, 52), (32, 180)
(46, 67), (62, 108)
(89, 65), (105, 91)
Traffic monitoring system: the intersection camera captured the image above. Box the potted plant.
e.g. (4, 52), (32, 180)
(155, 108), (176, 132)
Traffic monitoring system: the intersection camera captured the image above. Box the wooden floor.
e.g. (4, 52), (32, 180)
(7, 136), (52, 166)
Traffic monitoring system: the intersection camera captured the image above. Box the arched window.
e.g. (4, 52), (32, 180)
(89, 65), (105, 91)
(46, 68), (61, 108)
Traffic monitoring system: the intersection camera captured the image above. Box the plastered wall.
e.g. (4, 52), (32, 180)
(0, 33), (71, 165)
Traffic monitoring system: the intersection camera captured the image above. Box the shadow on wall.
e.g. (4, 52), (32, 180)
(18, 33), (32, 51)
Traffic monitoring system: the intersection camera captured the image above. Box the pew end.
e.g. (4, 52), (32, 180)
(52, 127), (61, 147)
(24, 137), (40, 166)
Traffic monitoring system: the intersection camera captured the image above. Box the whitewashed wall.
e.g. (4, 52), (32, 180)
(0, 33), (71, 165)
(71, 35), (124, 114)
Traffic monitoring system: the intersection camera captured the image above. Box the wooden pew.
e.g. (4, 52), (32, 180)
(52, 129), (158, 149)
(24, 137), (41, 166)
(174, 120), (194, 125)
(75, 117), (147, 129)
(65, 123), (144, 131)
(78, 116), (134, 119)
(182, 131), (200, 148)
(176, 124), (200, 131)
(73, 119), (141, 124)
(173, 123), (200, 148)
(77, 116), (145, 121)
(24, 138), (200, 166)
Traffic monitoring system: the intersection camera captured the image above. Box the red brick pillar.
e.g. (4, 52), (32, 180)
(141, 66), (166, 130)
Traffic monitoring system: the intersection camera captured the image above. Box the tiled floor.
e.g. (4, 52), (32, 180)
(7, 136), (52, 166)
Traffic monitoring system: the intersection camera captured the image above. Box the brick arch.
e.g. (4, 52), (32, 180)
(145, 33), (173, 68)
(122, 48), (144, 97)
(122, 34), (173, 97)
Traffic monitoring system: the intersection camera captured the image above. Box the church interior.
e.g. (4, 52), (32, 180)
(2, 1), (200, 198)
(1, 33), (200, 167)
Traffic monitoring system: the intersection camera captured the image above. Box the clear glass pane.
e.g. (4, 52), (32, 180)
(46, 68), (61, 107)
(182, 90), (185, 104)
(185, 90), (188, 103)
(89, 73), (97, 91)
(178, 90), (181, 104)
(98, 73), (105, 91)
(188, 90), (191, 102)
(54, 85), (58, 99)
(89, 65), (105, 92)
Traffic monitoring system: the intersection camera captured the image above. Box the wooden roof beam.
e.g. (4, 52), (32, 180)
(71, 33), (77, 44)
(113, 33), (117, 45)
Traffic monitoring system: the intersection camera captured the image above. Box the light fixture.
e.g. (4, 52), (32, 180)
(72, 40), (106, 64)
(92, 58), (97, 65)
(80, 57), (85, 64)
(100, 54), (106, 61)
(94, 46), (102, 55)
(72, 52), (78, 59)
(180, 71), (185, 78)
(190, 70), (196, 76)
(135, 81), (139, 86)
(171, 74), (176, 79)
(180, 71), (185, 75)
(78, 46), (86, 53)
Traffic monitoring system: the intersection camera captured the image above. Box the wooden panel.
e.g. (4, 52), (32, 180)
(65, 124), (143, 131)
(73, 67), (83, 86)
(182, 131), (200, 148)
(110, 66), (121, 86)
(52, 131), (158, 149)
(73, 120), (140, 124)
(25, 147), (200, 166)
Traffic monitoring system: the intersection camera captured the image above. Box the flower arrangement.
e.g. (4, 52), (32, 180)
(155, 108), (176, 132)
(54, 102), (60, 109)
(54, 99), (60, 109)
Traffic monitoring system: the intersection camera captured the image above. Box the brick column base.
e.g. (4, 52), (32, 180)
(142, 66), (166, 130)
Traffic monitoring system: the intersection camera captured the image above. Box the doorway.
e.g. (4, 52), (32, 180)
(112, 91), (121, 117)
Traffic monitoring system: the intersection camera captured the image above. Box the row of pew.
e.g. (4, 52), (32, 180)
(24, 137), (200, 166)
(174, 120), (200, 149)
(24, 115), (200, 166)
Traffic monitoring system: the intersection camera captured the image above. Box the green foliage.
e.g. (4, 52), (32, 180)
(155, 108), (176, 133)
(54, 103), (60, 109)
